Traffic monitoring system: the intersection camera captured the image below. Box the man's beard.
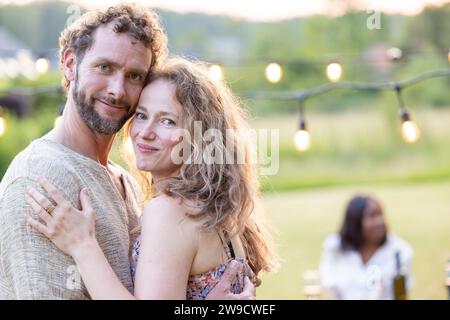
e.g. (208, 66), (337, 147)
(72, 79), (133, 135)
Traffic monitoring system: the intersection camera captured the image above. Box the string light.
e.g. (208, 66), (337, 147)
(326, 62), (343, 82)
(208, 64), (223, 81)
(447, 48), (450, 64)
(387, 47), (403, 61)
(0, 107), (6, 137)
(265, 62), (282, 83)
(250, 69), (450, 149)
(35, 58), (49, 74)
(395, 85), (420, 144)
(294, 102), (310, 151)
(400, 113), (420, 143)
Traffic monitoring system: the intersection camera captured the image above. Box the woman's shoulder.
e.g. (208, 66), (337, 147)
(323, 233), (341, 252)
(386, 234), (414, 259)
(142, 195), (203, 228)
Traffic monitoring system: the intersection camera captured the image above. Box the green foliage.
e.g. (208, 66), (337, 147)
(0, 109), (57, 178)
(0, 1), (72, 53)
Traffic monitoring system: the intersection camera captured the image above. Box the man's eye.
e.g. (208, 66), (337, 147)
(135, 112), (146, 120)
(98, 64), (110, 72)
(129, 73), (143, 82)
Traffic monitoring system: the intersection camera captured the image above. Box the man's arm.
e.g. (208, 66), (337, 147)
(0, 177), (88, 299)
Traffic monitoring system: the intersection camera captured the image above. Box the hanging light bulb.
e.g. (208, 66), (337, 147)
(326, 62), (343, 82)
(265, 62), (282, 83)
(395, 85), (419, 144)
(294, 114), (310, 151)
(400, 108), (420, 144)
(387, 47), (403, 61)
(208, 64), (223, 81)
(447, 48), (450, 64)
(35, 57), (49, 74)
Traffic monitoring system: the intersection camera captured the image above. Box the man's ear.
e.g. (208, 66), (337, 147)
(63, 49), (77, 82)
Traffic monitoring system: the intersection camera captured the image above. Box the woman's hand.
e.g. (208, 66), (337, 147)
(25, 176), (97, 259)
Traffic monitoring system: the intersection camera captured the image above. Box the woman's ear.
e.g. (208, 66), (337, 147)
(63, 49), (77, 82)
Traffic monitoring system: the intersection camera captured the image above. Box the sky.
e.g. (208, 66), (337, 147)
(0, 0), (449, 21)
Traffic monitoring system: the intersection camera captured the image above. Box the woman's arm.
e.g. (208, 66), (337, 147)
(132, 196), (197, 299)
(71, 239), (136, 300)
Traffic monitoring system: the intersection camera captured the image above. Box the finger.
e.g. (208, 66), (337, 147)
(25, 215), (51, 237)
(79, 188), (94, 216)
(217, 260), (241, 290)
(255, 276), (262, 287)
(37, 176), (66, 205)
(25, 194), (52, 225)
(27, 186), (54, 214)
(236, 277), (256, 300)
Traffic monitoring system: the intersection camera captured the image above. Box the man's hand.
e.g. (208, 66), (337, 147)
(206, 260), (256, 300)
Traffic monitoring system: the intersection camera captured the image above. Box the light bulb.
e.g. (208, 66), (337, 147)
(0, 116), (6, 137)
(401, 120), (420, 143)
(208, 64), (223, 81)
(295, 129), (310, 151)
(265, 62), (282, 83)
(326, 62), (342, 82)
(35, 58), (49, 74)
(387, 47), (402, 60)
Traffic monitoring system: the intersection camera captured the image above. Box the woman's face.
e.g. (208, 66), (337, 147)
(361, 199), (387, 246)
(130, 78), (184, 178)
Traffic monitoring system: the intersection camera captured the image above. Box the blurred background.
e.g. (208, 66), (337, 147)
(0, 0), (449, 299)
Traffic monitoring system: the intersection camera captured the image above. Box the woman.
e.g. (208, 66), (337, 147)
(319, 194), (413, 300)
(25, 58), (278, 300)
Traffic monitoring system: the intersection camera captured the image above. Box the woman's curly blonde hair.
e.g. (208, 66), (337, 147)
(123, 58), (279, 276)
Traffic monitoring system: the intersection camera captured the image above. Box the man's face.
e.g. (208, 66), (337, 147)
(72, 24), (152, 135)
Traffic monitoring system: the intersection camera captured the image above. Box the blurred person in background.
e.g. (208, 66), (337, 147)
(319, 194), (413, 299)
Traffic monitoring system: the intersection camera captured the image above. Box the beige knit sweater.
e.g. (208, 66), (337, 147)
(0, 138), (142, 299)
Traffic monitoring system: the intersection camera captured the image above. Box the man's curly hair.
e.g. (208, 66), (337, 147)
(59, 3), (167, 93)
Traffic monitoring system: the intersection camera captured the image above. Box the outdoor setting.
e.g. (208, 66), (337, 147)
(0, 0), (449, 301)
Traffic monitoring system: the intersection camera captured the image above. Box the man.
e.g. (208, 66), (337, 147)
(0, 3), (254, 300)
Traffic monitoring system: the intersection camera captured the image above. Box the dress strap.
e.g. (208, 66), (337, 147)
(219, 230), (236, 260)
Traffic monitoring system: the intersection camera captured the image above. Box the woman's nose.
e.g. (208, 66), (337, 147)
(140, 123), (157, 140)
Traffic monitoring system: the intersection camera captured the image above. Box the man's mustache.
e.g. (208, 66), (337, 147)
(91, 94), (131, 110)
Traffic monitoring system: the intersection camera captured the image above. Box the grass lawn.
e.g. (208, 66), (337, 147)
(257, 180), (450, 299)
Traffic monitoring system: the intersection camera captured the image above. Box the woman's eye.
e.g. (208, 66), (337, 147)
(135, 112), (146, 120)
(162, 118), (176, 126)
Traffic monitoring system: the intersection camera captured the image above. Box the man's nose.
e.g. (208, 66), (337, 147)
(107, 73), (126, 101)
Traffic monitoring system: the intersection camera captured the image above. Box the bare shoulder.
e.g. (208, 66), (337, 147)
(141, 195), (202, 232)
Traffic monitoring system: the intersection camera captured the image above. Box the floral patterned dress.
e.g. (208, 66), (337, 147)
(130, 231), (256, 300)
